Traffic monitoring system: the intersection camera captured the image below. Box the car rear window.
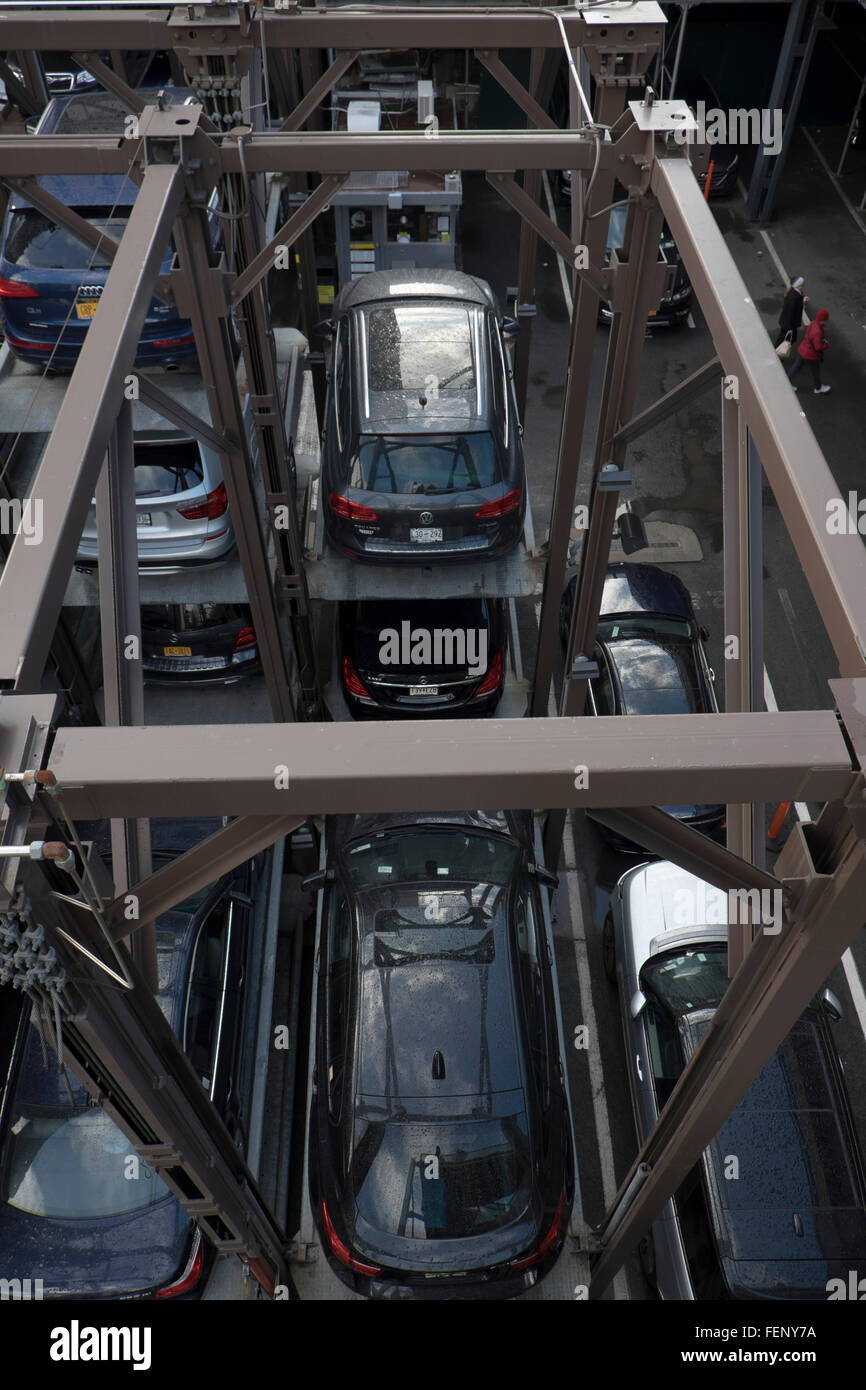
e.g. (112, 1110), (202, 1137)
(4, 207), (131, 270)
(350, 1115), (531, 1238)
(133, 440), (204, 497)
(141, 603), (247, 631)
(606, 635), (703, 716)
(348, 431), (499, 494)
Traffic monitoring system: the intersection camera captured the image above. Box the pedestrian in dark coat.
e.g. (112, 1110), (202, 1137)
(774, 276), (808, 347)
(788, 309), (830, 393)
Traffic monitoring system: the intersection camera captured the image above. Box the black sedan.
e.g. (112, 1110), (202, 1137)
(306, 811), (574, 1299)
(560, 562), (724, 845)
(141, 603), (260, 685)
(337, 597), (508, 718)
(0, 819), (259, 1299)
(318, 268), (526, 563)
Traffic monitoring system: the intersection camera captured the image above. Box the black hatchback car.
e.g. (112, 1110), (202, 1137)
(560, 562), (724, 845)
(337, 597), (508, 718)
(0, 819), (259, 1299)
(306, 811), (574, 1298)
(319, 269), (526, 563)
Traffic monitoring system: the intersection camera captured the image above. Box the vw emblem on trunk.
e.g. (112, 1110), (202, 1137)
(419, 511), (434, 525)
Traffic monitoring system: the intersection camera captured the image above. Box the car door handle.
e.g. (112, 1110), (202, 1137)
(635, 1053), (644, 1082)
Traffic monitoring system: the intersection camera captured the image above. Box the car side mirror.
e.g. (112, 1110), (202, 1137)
(820, 987), (843, 1022)
(301, 868), (334, 892)
(313, 318), (335, 339)
(529, 863), (559, 890)
(629, 989), (647, 1019)
(501, 317), (519, 337)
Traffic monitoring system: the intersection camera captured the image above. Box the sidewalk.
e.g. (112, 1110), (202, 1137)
(711, 123), (866, 508)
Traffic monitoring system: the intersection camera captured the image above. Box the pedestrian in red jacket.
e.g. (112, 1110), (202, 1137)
(788, 309), (831, 393)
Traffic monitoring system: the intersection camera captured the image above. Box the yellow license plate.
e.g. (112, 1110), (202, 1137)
(163, 645), (192, 657)
(75, 300), (99, 319)
(647, 309), (658, 317)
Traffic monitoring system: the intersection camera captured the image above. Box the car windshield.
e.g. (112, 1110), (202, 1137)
(350, 1114), (531, 1238)
(348, 432), (499, 494)
(641, 942), (729, 1016)
(4, 1023), (171, 1219)
(4, 208), (132, 270)
(133, 441), (204, 497)
(342, 829), (518, 890)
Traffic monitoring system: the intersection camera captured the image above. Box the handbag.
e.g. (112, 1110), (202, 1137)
(776, 331), (793, 360)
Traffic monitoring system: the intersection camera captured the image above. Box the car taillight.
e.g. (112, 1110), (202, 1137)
(342, 655), (371, 700)
(475, 488), (522, 520)
(155, 1229), (203, 1298)
(152, 332), (196, 347)
(474, 650), (503, 697)
(177, 482), (227, 521)
(233, 624), (257, 652)
(0, 277), (39, 298)
(322, 1202), (381, 1277)
(328, 491), (377, 523)
(507, 1192), (565, 1272)
(4, 331), (55, 351)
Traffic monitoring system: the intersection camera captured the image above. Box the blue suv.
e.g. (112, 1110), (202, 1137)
(0, 89), (218, 370)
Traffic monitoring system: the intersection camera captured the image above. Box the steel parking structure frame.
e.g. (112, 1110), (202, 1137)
(0, 2), (864, 1300)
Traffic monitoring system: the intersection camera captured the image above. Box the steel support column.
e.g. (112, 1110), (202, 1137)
(95, 397), (156, 991)
(722, 390), (764, 973)
(170, 206), (297, 722)
(745, 0), (823, 223)
(544, 192), (668, 866)
(531, 82), (632, 720)
(0, 161), (185, 690)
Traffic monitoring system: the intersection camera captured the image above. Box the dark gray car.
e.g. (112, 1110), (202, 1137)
(318, 269), (526, 563)
(605, 859), (866, 1299)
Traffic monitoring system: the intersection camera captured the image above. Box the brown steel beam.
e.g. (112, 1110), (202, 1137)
(0, 162), (185, 692)
(229, 174), (347, 307)
(530, 83), (632, 719)
(590, 789), (866, 1297)
(108, 814), (306, 942)
(486, 171), (609, 301)
(0, 130), (627, 178)
(589, 805), (780, 897)
(611, 356), (723, 444)
(279, 49), (358, 133)
(170, 206), (296, 723)
(95, 398), (156, 990)
(0, 9), (666, 52)
(0, 175), (172, 305)
(134, 377), (228, 455)
(722, 388), (757, 974)
(653, 156), (866, 676)
(71, 51), (147, 113)
(47, 710), (854, 821)
(474, 49), (559, 132)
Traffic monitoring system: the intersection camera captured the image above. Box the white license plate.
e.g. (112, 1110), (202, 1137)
(410, 686), (438, 697)
(137, 513), (152, 527)
(409, 527), (443, 544)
